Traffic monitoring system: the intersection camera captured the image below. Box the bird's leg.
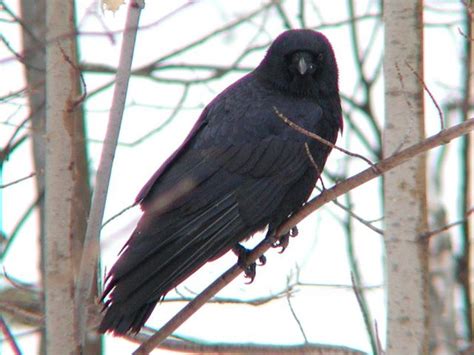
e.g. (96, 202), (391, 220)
(270, 226), (299, 253)
(232, 244), (266, 283)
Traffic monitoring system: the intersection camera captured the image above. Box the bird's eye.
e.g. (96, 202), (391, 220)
(317, 53), (324, 62)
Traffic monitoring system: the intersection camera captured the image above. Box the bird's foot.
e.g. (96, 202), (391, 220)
(271, 226), (298, 253)
(232, 244), (266, 284)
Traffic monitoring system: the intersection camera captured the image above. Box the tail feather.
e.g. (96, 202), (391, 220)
(152, 212), (243, 297)
(98, 193), (249, 334)
(113, 178), (239, 277)
(99, 301), (157, 334)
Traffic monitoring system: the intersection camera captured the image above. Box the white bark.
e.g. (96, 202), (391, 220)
(383, 0), (428, 354)
(75, 0), (145, 347)
(44, 0), (80, 353)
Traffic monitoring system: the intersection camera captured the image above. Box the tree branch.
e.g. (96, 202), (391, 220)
(133, 119), (474, 354)
(74, 0), (144, 348)
(0, 316), (22, 355)
(0, 172), (36, 189)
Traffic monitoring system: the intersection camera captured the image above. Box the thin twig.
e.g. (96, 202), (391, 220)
(274, 107), (378, 170)
(274, 1), (293, 29)
(278, 118), (473, 235)
(101, 203), (136, 229)
(0, 191), (43, 261)
(374, 320), (385, 355)
(315, 185), (383, 235)
(297, 0), (306, 28)
(0, 316), (22, 355)
(304, 142), (322, 176)
(140, 2), (276, 72)
(58, 46), (87, 110)
(2, 270), (37, 292)
(304, 142), (327, 190)
(0, 172), (36, 189)
(331, 197), (383, 235)
(75, 0), (145, 348)
(286, 294), (308, 343)
(1, 3), (40, 43)
(124, 84), (190, 146)
(405, 61), (445, 129)
(343, 185), (377, 354)
(1, 104), (37, 159)
(421, 206), (474, 239)
(133, 119), (474, 354)
(316, 14), (381, 30)
(350, 272), (376, 354)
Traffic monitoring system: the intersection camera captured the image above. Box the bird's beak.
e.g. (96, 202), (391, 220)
(297, 57), (308, 75)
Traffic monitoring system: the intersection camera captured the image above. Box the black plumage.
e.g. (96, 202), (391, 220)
(99, 29), (343, 334)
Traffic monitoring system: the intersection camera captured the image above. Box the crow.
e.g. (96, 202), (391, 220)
(99, 29), (342, 334)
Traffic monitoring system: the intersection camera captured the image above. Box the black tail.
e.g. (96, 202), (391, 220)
(98, 192), (248, 334)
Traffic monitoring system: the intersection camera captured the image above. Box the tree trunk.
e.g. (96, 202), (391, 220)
(18, 1), (47, 351)
(383, 0), (428, 353)
(21, 0), (99, 352)
(44, 0), (89, 353)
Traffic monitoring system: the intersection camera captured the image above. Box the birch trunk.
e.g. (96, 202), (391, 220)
(21, 0), (99, 352)
(44, 0), (82, 353)
(383, 0), (428, 353)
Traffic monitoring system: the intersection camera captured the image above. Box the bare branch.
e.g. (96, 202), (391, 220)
(1, 2), (40, 43)
(286, 293), (308, 343)
(0, 172), (36, 189)
(58, 46), (87, 109)
(1, 192), (43, 261)
(133, 119), (474, 354)
(405, 61), (445, 129)
(0, 316), (22, 355)
(75, 0), (145, 347)
(350, 272), (376, 354)
(374, 320), (385, 355)
(421, 206), (474, 239)
(131, 331), (367, 354)
(101, 203), (135, 230)
(274, 107), (378, 170)
(330, 196), (383, 235)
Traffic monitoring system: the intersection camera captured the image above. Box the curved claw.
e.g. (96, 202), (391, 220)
(272, 226), (299, 253)
(277, 233), (290, 253)
(290, 226), (299, 238)
(232, 243), (264, 283)
(244, 263), (257, 284)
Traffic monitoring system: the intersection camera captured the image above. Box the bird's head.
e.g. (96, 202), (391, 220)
(256, 29), (339, 98)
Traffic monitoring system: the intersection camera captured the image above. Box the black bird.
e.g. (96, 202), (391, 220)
(99, 29), (342, 334)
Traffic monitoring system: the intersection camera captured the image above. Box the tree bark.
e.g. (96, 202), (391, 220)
(383, 0), (428, 354)
(18, 1), (47, 352)
(21, 0), (98, 352)
(44, 0), (85, 353)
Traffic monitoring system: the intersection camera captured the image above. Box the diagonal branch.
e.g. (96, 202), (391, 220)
(0, 316), (21, 355)
(0, 172), (36, 189)
(133, 118), (474, 354)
